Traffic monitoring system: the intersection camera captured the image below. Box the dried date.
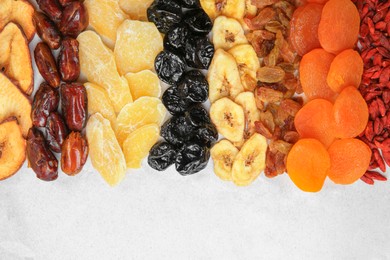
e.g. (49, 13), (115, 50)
(34, 42), (61, 88)
(58, 38), (80, 82)
(36, 0), (63, 22)
(60, 83), (88, 131)
(61, 132), (88, 176)
(33, 12), (62, 50)
(58, 2), (89, 38)
(31, 82), (60, 127)
(45, 112), (68, 153)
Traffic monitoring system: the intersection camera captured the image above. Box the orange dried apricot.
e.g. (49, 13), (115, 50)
(290, 3), (323, 56)
(333, 86), (369, 138)
(286, 138), (330, 192)
(300, 48), (337, 101)
(318, 0), (360, 54)
(307, 0), (328, 3)
(326, 49), (363, 93)
(327, 138), (371, 185)
(294, 99), (336, 148)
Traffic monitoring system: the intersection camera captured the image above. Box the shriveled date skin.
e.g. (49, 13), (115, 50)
(59, 38), (80, 82)
(59, 0), (77, 6)
(26, 128), (58, 181)
(33, 12), (62, 50)
(61, 132), (88, 175)
(45, 112), (68, 153)
(31, 82), (60, 127)
(61, 83), (88, 131)
(34, 42), (61, 88)
(36, 0), (63, 23)
(59, 2), (89, 38)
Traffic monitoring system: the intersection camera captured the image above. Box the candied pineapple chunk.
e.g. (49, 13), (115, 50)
(123, 124), (160, 168)
(116, 97), (166, 145)
(77, 31), (133, 113)
(119, 0), (154, 21)
(86, 113), (127, 187)
(84, 0), (128, 48)
(114, 20), (163, 75)
(85, 82), (117, 129)
(125, 70), (161, 100)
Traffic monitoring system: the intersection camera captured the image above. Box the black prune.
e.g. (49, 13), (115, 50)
(161, 115), (197, 146)
(192, 123), (218, 147)
(183, 9), (212, 35)
(185, 104), (211, 127)
(162, 86), (191, 115)
(163, 24), (190, 57)
(147, 0), (183, 34)
(179, 0), (200, 8)
(177, 70), (208, 103)
(175, 143), (210, 175)
(155, 50), (187, 85)
(185, 36), (214, 69)
(148, 142), (177, 171)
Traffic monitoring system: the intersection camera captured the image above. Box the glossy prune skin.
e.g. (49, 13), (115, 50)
(177, 70), (208, 103)
(163, 24), (190, 57)
(147, 0), (183, 34)
(148, 142), (177, 171)
(183, 9), (212, 35)
(175, 143), (210, 175)
(162, 86), (191, 115)
(185, 36), (214, 69)
(60, 83), (88, 131)
(185, 104), (211, 127)
(179, 0), (200, 8)
(33, 12), (62, 50)
(192, 123), (218, 147)
(26, 128), (58, 181)
(45, 112), (68, 153)
(32, 82), (60, 127)
(155, 50), (186, 85)
(161, 115), (197, 147)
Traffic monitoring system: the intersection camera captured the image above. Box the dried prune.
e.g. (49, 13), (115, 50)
(148, 142), (177, 171)
(58, 2), (89, 38)
(45, 112), (68, 153)
(155, 50), (186, 85)
(161, 115), (197, 146)
(175, 142), (210, 175)
(185, 36), (214, 69)
(177, 70), (208, 103)
(26, 127), (58, 181)
(61, 132), (89, 176)
(147, 0), (183, 34)
(33, 12), (62, 50)
(179, 0), (200, 8)
(192, 123), (218, 147)
(60, 83), (88, 131)
(32, 82), (60, 127)
(163, 24), (190, 57)
(162, 86), (191, 115)
(185, 104), (211, 127)
(183, 9), (212, 35)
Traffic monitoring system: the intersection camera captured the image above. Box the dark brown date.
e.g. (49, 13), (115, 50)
(36, 0), (63, 23)
(31, 82), (60, 127)
(59, 0), (78, 6)
(33, 12), (62, 50)
(27, 128), (58, 181)
(60, 83), (88, 131)
(58, 2), (89, 38)
(61, 132), (88, 175)
(46, 112), (68, 153)
(58, 38), (80, 82)
(34, 42), (61, 88)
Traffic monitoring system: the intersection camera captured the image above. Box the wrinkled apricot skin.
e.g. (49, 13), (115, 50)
(294, 99), (336, 148)
(327, 49), (363, 93)
(327, 139), (371, 185)
(286, 139), (331, 192)
(333, 86), (369, 138)
(300, 48), (337, 101)
(318, 0), (360, 54)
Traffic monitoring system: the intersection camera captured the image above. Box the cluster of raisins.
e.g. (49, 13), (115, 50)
(147, 0), (217, 175)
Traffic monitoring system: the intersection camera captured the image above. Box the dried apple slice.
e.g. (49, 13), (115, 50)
(0, 73), (32, 137)
(0, 22), (33, 95)
(0, 118), (26, 180)
(0, 0), (35, 42)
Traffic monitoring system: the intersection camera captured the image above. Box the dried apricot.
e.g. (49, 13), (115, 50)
(327, 138), (371, 185)
(290, 3), (323, 56)
(307, 0), (328, 3)
(318, 0), (360, 54)
(300, 48), (337, 101)
(294, 99), (336, 148)
(286, 139), (330, 192)
(326, 49), (363, 93)
(333, 86), (368, 138)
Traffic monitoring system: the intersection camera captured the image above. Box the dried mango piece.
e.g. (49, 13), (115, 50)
(124, 70), (161, 100)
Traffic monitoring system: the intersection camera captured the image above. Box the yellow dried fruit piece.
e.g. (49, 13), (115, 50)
(77, 31), (132, 113)
(257, 66), (286, 83)
(212, 16), (248, 51)
(123, 124), (160, 169)
(116, 97), (166, 145)
(84, 0), (128, 48)
(86, 113), (127, 187)
(210, 139), (239, 181)
(115, 20), (163, 75)
(200, 0), (245, 20)
(119, 0), (153, 21)
(85, 82), (117, 129)
(124, 70), (161, 100)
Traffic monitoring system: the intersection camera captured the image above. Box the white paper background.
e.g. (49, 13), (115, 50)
(1, 15), (389, 260)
